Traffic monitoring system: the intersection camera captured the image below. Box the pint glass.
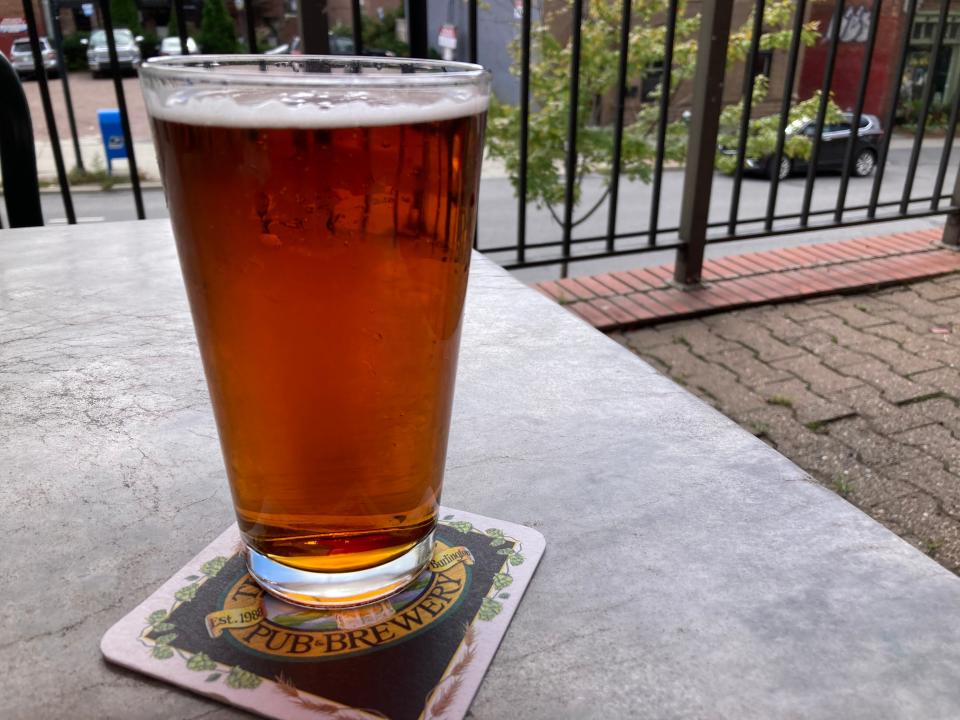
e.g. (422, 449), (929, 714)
(140, 56), (489, 607)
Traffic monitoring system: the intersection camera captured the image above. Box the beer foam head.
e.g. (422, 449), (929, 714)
(141, 56), (490, 129)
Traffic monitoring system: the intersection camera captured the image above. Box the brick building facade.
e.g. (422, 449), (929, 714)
(0, 0), (45, 57)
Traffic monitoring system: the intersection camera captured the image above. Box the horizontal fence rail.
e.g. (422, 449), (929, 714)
(6, 0), (959, 279)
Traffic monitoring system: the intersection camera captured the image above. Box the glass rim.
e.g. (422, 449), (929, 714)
(140, 55), (490, 88)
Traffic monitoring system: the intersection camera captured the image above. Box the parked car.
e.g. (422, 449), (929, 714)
(84, 29), (142, 77)
(159, 36), (198, 56)
(10, 36), (58, 78)
(735, 113), (884, 180)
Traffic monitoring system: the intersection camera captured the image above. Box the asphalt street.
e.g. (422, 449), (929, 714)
(22, 143), (957, 281)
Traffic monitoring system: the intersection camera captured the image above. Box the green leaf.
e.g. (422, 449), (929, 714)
(496, 548), (516, 556)
(154, 633), (177, 646)
(492, 573), (514, 590)
(485, 528), (505, 538)
(205, 673), (222, 682)
(151, 645), (174, 660)
(201, 556), (229, 577)
(477, 598), (503, 622)
(146, 610), (168, 625)
(187, 652), (218, 672)
(489, 538), (506, 547)
(152, 622), (175, 632)
(508, 553), (525, 566)
(226, 666), (262, 690)
(449, 521), (473, 534)
(174, 583), (198, 602)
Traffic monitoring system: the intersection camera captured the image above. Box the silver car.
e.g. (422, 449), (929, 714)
(10, 36), (58, 78)
(84, 28), (141, 77)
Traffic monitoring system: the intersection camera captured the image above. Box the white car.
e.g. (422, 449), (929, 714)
(85, 29), (141, 77)
(10, 36), (58, 78)
(159, 36), (198, 56)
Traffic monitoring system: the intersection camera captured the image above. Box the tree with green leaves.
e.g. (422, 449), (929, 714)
(486, 0), (842, 228)
(110, 0), (142, 35)
(198, 0), (238, 54)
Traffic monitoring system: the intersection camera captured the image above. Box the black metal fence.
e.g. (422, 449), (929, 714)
(9, 0), (960, 284)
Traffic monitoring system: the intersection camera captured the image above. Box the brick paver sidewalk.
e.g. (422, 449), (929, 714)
(614, 274), (960, 572)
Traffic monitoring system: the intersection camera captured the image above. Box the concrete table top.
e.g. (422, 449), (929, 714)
(3, 219), (960, 719)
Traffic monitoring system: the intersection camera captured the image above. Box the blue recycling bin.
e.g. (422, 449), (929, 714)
(97, 109), (127, 174)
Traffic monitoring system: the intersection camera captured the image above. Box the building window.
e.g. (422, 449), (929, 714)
(753, 50), (773, 79)
(641, 63), (664, 102)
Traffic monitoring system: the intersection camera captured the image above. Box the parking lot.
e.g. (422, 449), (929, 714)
(21, 72), (151, 141)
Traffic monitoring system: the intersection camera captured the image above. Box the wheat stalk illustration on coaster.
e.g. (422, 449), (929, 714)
(423, 624), (478, 719)
(275, 673), (388, 719)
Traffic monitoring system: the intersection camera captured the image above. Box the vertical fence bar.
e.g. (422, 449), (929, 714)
(868, 0), (916, 218)
(408, 2), (428, 58)
(301, 0), (330, 54)
(944, 162), (960, 246)
(22, 0), (74, 224)
(560, 0), (584, 279)
(516, 0), (531, 264)
(469, 0), (478, 64)
(350, 0), (363, 55)
(51, 7), (84, 171)
(99, 0), (145, 219)
(674, 0), (733, 285)
(800, 0), (844, 226)
(649, 0), (678, 247)
(931, 88), (960, 209)
(728, 0), (766, 235)
(605, 0), (632, 252)
(469, 0), (478, 248)
(835, 0), (882, 222)
(174, 0), (189, 55)
(900, 0), (950, 214)
(245, 0), (259, 53)
(764, 0), (806, 230)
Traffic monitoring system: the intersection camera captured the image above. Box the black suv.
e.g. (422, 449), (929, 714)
(741, 113), (884, 180)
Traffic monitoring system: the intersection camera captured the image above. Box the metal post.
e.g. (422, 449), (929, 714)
(944, 165), (960, 247)
(728, 0), (766, 235)
(350, 0), (363, 55)
(22, 0), (75, 224)
(468, 0), (478, 64)
(559, 0), (584, 279)
(649, 0), (678, 247)
(674, 0), (734, 286)
(99, 0), (145, 219)
(605, 0), (632, 252)
(51, 3), (84, 171)
(174, 0), (189, 55)
(516, 0), (531, 263)
(301, 0), (330, 54)
(245, 0), (258, 53)
(407, 1), (427, 58)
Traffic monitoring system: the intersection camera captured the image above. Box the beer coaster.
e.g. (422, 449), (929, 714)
(101, 509), (545, 720)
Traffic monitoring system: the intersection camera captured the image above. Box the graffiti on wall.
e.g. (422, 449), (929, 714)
(824, 5), (873, 43)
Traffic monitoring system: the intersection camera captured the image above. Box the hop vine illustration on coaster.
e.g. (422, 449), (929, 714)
(441, 516), (525, 623)
(139, 554), (262, 691)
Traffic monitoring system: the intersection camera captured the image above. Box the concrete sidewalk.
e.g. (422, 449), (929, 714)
(34, 136), (160, 183)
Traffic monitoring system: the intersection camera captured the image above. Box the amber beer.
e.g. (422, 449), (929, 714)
(142, 57), (488, 607)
